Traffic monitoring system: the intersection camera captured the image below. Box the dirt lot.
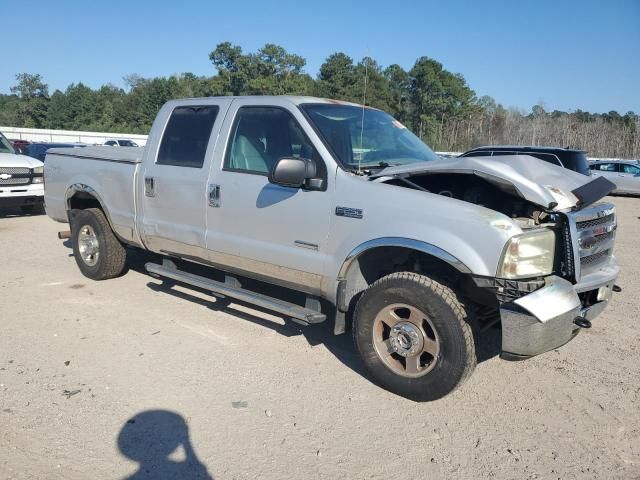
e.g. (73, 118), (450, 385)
(1, 196), (639, 479)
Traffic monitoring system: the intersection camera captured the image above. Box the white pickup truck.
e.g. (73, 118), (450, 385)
(0, 131), (44, 213)
(44, 96), (620, 400)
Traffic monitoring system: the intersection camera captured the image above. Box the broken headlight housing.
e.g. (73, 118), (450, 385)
(498, 229), (555, 279)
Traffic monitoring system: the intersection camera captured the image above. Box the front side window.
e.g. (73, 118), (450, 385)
(622, 164), (640, 174)
(301, 104), (439, 170)
(157, 105), (219, 168)
(225, 107), (321, 175)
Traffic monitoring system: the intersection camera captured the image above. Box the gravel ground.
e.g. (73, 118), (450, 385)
(0, 196), (638, 479)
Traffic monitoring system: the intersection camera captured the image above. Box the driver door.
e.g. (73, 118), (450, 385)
(205, 100), (333, 294)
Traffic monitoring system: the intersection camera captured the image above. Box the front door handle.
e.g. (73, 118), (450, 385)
(144, 177), (155, 197)
(208, 183), (221, 207)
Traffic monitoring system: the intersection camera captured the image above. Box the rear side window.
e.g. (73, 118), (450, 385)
(157, 105), (219, 168)
(560, 152), (590, 175)
(527, 153), (563, 167)
(593, 163), (618, 172)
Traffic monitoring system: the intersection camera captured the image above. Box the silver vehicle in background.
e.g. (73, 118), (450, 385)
(590, 160), (640, 195)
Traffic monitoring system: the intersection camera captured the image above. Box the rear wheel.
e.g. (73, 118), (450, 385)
(71, 208), (127, 280)
(353, 272), (476, 401)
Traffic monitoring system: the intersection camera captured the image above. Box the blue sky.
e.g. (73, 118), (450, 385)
(1, 0), (638, 113)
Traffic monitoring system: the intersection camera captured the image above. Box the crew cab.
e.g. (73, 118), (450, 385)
(44, 96), (620, 400)
(0, 131), (44, 213)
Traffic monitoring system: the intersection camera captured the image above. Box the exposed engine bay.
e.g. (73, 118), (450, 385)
(381, 173), (553, 228)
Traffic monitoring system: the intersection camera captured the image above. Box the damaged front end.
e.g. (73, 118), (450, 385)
(372, 155), (620, 358)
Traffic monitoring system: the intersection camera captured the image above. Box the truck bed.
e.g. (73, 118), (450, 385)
(44, 146), (142, 245)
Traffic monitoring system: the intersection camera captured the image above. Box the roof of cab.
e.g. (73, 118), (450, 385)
(165, 95), (364, 107)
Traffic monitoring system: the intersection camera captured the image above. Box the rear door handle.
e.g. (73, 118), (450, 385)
(144, 177), (155, 197)
(208, 183), (221, 207)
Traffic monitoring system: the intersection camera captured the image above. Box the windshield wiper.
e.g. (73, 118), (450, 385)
(351, 162), (392, 175)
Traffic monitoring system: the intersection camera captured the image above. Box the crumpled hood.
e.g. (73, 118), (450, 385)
(372, 154), (604, 210)
(0, 152), (44, 169)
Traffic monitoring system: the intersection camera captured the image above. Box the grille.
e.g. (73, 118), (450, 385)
(0, 167), (30, 175)
(581, 249), (610, 265)
(570, 204), (617, 278)
(582, 230), (615, 248)
(0, 167), (31, 186)
(576, 213), (614, 230)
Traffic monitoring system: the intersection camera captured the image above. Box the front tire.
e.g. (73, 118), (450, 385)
(71, 208), (127, 280)
(353, 272), (476, 401)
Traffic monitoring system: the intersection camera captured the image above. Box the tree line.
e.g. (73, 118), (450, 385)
(1, 42), (638, 158)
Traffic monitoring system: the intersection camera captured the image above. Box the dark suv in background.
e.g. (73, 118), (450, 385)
(459, 146), (591, 176)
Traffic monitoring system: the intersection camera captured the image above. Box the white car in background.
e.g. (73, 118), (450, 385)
(103, 139), (139, 147)
(589, 160), (640, 195)
(0, 131), (44, 213)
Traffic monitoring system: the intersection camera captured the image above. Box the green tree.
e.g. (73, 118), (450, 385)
(10, 73), (50, 128)
(409, 57), (477, 144)
(316, 52), (357, 100)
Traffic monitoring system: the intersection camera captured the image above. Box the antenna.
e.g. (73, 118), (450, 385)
(358, 55), (369, 174)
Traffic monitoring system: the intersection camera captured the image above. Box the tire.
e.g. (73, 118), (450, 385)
(353, 272), (476, 401)
(71, 208), (127, 280)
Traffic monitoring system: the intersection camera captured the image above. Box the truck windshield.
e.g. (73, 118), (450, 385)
(0, 133), (15, 154)
(301, 104), (439, 170)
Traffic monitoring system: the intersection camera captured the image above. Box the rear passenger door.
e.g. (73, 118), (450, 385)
(138, 99), (232, 258)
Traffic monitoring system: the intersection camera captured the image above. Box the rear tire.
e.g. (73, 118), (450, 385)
(71, 208), (127, 280)
(353, 272), (476, 401)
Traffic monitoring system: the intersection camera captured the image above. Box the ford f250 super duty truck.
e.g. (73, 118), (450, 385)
(44, 96), (620, 400)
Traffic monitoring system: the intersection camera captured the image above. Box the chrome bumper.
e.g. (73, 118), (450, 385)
(500, 265), (618, 358)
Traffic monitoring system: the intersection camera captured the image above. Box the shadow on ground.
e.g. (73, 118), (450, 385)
(62, 244), (502, 396)
(118, 410), (213, 479)
(132, 250), (501, 382)
(0, 206), (46, 219)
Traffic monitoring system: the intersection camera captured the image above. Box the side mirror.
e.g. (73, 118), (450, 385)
(269, 157), (317, 188)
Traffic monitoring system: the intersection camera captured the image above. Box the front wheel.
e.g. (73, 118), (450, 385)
(353, 272), (476, 401)
(71, 208), (127, 280)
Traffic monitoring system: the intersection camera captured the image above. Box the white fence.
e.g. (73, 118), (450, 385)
(1, 126), (148, 146)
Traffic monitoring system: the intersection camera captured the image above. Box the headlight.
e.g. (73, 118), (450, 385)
(498, 229), (555, 279)
(32, 166), (44, 183)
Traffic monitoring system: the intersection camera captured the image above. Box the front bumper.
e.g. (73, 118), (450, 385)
(0, 183), (44, 207)
(500, 262), (619, 358)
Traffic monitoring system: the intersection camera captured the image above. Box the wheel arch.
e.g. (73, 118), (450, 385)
(334, 237), (488, 334)
(65, 184), (116, 233)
